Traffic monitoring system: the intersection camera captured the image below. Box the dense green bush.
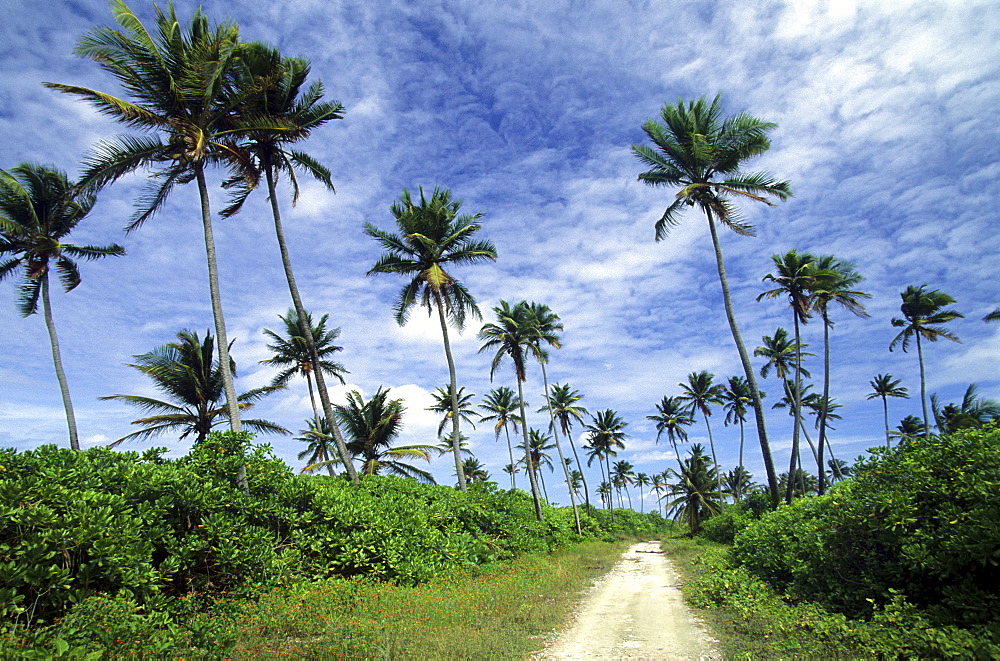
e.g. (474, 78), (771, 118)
(699, 491), (773, 544)
(731, 424), (1000, 629)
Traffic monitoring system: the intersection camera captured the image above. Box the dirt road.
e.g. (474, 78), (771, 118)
(534, 541), (720, 660)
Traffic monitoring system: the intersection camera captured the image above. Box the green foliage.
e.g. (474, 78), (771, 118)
(698, 491), (774, 544)
(731, 424), (1000, 630)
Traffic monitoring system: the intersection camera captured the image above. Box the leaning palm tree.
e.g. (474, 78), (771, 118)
(366, 187), (496, 490)
(479, 300), (544, 519)
(758, 250), (829, 504)
(867, 374), (910, 448)
(428, 385), (477, 438)
(632, 94), (791, 505)
(260, 309), (348, 423)
(890, 285), (963, 436)
(46, 1), (262, 445)
(678, 371), (726, 481)
(218, 45), (358, 483)
(0, 163), (124, 450)
(102, 330), (288, 447)
(548, 383), (591, 509)
(809, 255), (870, 494)
(478, 386), (523, 490)
(310, 387), (437, 481)
(647, 395), (694, 469)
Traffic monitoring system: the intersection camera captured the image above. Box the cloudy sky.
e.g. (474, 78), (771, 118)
(2, 0), (998, 505)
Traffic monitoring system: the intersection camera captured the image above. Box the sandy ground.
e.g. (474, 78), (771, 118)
(533, 541), (721, 660)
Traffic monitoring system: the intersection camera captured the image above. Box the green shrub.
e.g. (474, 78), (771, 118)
(699, 491), (773, 544)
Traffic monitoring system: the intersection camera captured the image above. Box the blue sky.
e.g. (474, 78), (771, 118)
(2, 0), (998, 505)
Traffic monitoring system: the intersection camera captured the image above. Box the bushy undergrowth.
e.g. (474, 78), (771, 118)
(698, 491), (774, 544)
(0, 431), (667, 636)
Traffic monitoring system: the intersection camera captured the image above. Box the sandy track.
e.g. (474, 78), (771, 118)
(534, 541), (720, 660)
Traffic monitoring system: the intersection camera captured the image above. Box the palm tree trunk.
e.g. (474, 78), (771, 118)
(541, 364), (581, 534)
(701, 412), (721, 486)
(605, 455), (616, 523)
(882, 396), (891, 448)
(503, 424), (517, 489)
(432, 291), (468, 490)
(705, 211), (779, 505)
(517, 380), (544, 520)
(817, 310), (831, 495)
(787, 314), (804, 504)
(195, 165), (247, 493)
(916, 333), (930, 437)
(263, 167), (359, 485)
(567, 429), (590, 511)
(41, 275), (80, 451)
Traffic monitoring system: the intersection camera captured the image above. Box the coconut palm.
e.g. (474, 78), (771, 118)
(478, 386), (523, 489)
(778, 469), (818, 498)
(647, 395), (694, 469)
(46, 1), (262, 445)
(755, 327), (812, 381)
(596, 482), (613, 510)
(758, 250), (831, 503)
(519, 429), (556, 501)
(434, 432), (472, 458)
(826, 458), (853, 483)
(867, 374), (910, 448)
(650, 473), (667, 515)
(721, 375), (760, 483)
(663, 444), (723, 536)
(366, 187), (496, 489)
(632, 94), (791, 505)
(260, 309), (348, 422)
(461, 457), (490, 484)
(295, 416), (338, 477)
(583, 409), (629, 513)
(890, 285), (963, 436)
(931, 384), (1000, 434)
(219, 46), (358, 483)
(101, 330), (288, 447)
(428, 385), (477, 437)
(890, 415), (927, 444)
(611, 460), (636, 509)
(548, 383), (591, 510)
(722, 467), (757, 503)
(0, 163), (124, 450)
(809, 255), (870, 494)
(479, 300), (544, 519)
(310, 387), (437, 481)
(678, 371), (725, 481)
(635, 472), (651, 513)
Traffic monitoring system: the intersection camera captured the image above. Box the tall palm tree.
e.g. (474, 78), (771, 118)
(519, 429), (556, 501)
(219, 46), (358, 484)
(478, 386), (523, 490)
(479, 300), (544, 519)
(867, 374), (910, 448)
(758, 250), (829, 504)
(428, 385), (477, 438)
(548, 383), (591, 510)
(583, 409), (629, 513)
(755, 327), (812, 381)
(632, 94), (791, 505)
(101, 330), (288, 447)
(678, 371), (725, 481)
(635, 472), (651, 513)
(312, 387), (437, 481)
(722, 467), (757, 503)
(721, 375), (759, 483)
(525, 303), (581, 534)
(366, 187), (496, 490)
(664, 444), (723, 536)
(611, 460), (636, 509)
(650, 473), (667, 515)
(46, 1), (261, 448)
(295, 416), (338, 477)
(0, 163), (124, 450)
(890, 285), (963, 436)
(809, 255), (870, 494)
(647, 395), (694, 469)
(260, 309), (348, 423)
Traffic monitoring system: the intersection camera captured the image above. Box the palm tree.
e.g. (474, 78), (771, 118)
(611, 461), (636, 509)
(47, 2), (260, 447)
(461, 457), (490, 484)
(890, 285), (963, 436)
(758, 250), (830, 504)
(218, 47), (358, 484)
(479, 300), (544, 519)
(583, 409), (629, 513)
(931, 384), (1000, 434)
(721, 375), (759, 484)
(520, 428), (556, 501)
(366, 187), (496, 490)
(722, 467), (757, 503)
(478, 386), (523, 490)
(428, 385), (477, 438)
(525, 303), (581, 534)
(596, 482), (613, 510)
(890, 415), (927, 444)
(826, 458), (853, 483)
(984, 309), (1000, 323)
(867, 374), (910, 448)
(295, 416), (338, 477)
(101, 330), (288, 447)
(664, 444), (723, 536)
(647, 395), (694, 469)
(311, 387), (437, 481)
(755, 327), (812, 381)
(809, 256), (870, 494)
(778, 469), (818, 498)
(632, 94), (791, 506)
(261, 309), (348, 423)
(435, 432), (472, 458)
(678, 371), (725, 481)
(650, 473), (667, 515)
(0, 163), (124, 450)
(635, 472), (651, 513)
(548, 383), (591, 510)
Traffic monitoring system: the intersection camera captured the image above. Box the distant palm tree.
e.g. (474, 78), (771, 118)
(596, 482), (613, 510)
(519, 429), (556, 501)
(461, 457), (490, 484)
(635, 472), (651, 513)
(931, 384), (1000, 434)
(366, 186), (496, 489)
(261, 309), (348, 423)
(890, 285), (963, 436)
(632, 94), (791, 506)
(0, 163), (124, 450)
(611, 461), (636, 509)
(722, 467), (757, 503)
(778, 469), (817, 498)
(826, 458), (853, 483)
(648, 395), (694, 469)
(721, 376), (759, 482)
(478, 386), (523, 490)
(890, 415), (926, 444)
(102, 330), (288, 447)
(755, 327), (812, 381)
(312, 387), (437, 481)
(428, 385), (477, 438)
(548, 383), (591, 509)
(664, 444), (723, 535)
(295, 417), (338, 477)
(867, 374), (910, 448)
(650, 473), (667, 516)
(583, 409), (629, 513)
(678, 371), (725, 481)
